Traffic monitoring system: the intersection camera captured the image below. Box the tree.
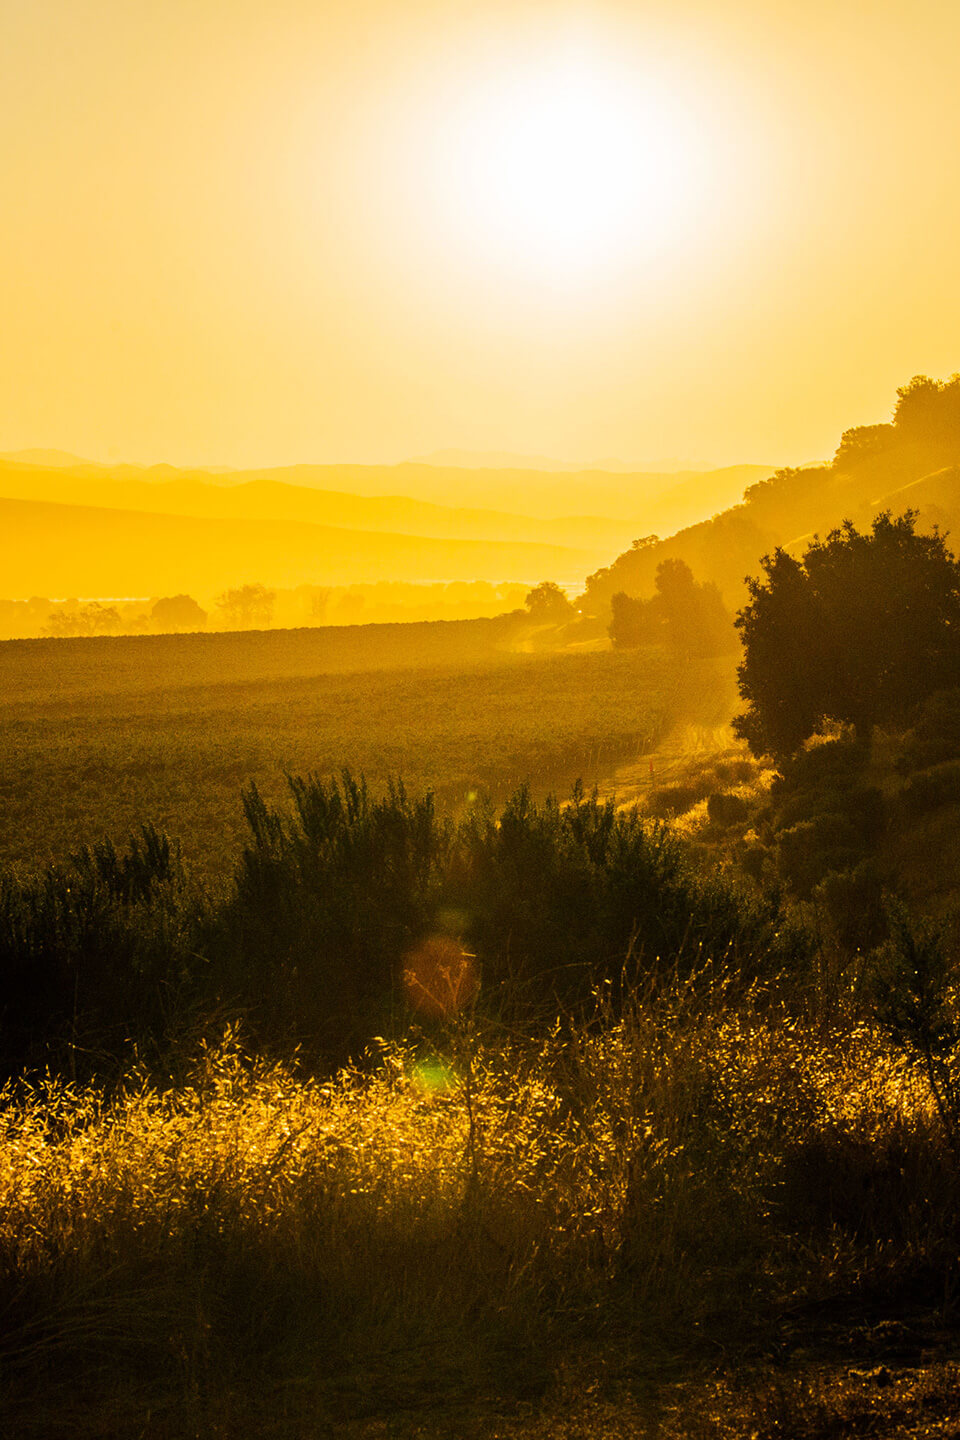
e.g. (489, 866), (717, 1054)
(892, 373), (960, 444)
(609, 559), (735, 658)
(150, 594), (207, 632)
(524, 581), (575, 624)
(214, 583), (276, 629)
(733, 511), (960, 761)
(43, 602), (122, 638)
(609, 591), (658, 648)
(653, 558), (734, 658)
(833, 423), (895, 468)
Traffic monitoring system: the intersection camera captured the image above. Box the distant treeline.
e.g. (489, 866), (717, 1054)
(0, 579), (531, 640)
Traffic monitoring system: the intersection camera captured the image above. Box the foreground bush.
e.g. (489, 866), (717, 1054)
(208, 775), (805, 1060)
(0, 776), (808, 1076)
(0, 826), (200, 1076)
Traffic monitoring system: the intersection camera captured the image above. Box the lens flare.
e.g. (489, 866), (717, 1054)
(410, 1058), (460, 1094)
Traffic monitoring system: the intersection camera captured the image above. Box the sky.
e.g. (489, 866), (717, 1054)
(3, 0), (960, 472)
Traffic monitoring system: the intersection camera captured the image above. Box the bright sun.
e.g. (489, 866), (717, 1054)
(433, 53), (704, 282)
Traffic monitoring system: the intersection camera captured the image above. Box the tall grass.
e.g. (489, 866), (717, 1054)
(1, 969), (957, 1435)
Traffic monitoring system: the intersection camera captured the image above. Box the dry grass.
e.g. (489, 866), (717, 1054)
(2, 972), (957, 1437)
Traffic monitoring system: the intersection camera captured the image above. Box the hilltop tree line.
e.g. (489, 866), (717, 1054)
(581, 372), (960, 620)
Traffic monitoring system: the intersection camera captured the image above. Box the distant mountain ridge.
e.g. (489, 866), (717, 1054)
(0, 454), (774, 533)
(0, 448), (92, 469)
(0, 461), (644, 554)
(0, 493), (595, 599)
(411, 449), (712, 474)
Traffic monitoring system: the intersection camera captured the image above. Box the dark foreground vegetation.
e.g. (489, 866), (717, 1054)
(3, 761), (960, 1437)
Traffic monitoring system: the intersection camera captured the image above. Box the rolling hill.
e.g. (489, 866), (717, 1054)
(0, 455), (773, 533)
(0, 494), (594, 599)
(0, 455), (776, 603)
(0, 460), (641, 554)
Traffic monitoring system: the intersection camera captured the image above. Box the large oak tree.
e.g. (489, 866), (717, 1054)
(733, 511), (960, 761)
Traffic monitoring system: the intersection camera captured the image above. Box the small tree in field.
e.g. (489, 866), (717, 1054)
(43, 603), (123, 638)
(524, 581), (575, 624)
(734, 511), (960, 762)
(150, 594), (207, 632)
(609, 559), (735, 657)
(215, 583), (276, 630)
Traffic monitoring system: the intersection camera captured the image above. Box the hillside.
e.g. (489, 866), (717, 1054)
(0, 625), (712, 877)
(0, 494), (594, 598)
(0, 459), (639, 554)
(582, 375), (960, 615)
(235, 459), (773, 526)
(0, 454), (773, 532)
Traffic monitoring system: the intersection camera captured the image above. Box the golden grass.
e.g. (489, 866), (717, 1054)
(1, 978), (954, 1436)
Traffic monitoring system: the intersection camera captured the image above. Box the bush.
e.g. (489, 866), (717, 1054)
(870, 907), (960, 1158)
(707, 791), (751, 827)
(776, 815), (865, 899)
(898, 686), (960, 772)
(205, 775), (805, 1063)
(812, 861), (887, 954)
(0, 777), (810, 1077)
(0, 826), (199, 1077)
(207, 774), (452, 1058)
(897, 759), (960, 817)
(765, 738), (885, 901)
(646, 782), (707, 818)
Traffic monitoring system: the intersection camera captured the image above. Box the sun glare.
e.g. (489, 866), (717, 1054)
(434, 52), (705, 282)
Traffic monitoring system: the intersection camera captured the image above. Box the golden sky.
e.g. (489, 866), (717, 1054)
(3, 0), (960, 472)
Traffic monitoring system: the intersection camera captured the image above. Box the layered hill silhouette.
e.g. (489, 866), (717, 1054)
(582, 375), (960, 618)
(0, 493), (599, 598)
(0, 454), (772, 528)
(251, 459), (770, 525)
(0, 455), (774, 600)
(0, 459), (640, 554)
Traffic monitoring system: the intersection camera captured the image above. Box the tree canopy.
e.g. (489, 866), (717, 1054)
(524, 581), (575, 624)
(609, 558), (734, 658)
(733, 511), (960, 761)
(150, 594), (207, 632)
(215, 584), (276, 630)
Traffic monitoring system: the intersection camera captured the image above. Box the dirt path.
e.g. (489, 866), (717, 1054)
(595, 724), (741, 811)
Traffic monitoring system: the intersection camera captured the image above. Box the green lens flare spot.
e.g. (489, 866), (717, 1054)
(411, 1059), (460, 1093)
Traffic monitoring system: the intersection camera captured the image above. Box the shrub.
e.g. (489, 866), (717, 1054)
(765, 738), (885, 901)
(870, 907), (960, 1159)
(898, 686), (960, 772)
(707, 791), (751, 827)
(646, 782), (706, 818)
(0, 826), (198, 1077)
(0, 777), (810, 1077)
(208, 773), (452, 1059)
(207, 776), (805, 1062)
(897, 759), (960, 817)
(812, 861), (887, 954)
